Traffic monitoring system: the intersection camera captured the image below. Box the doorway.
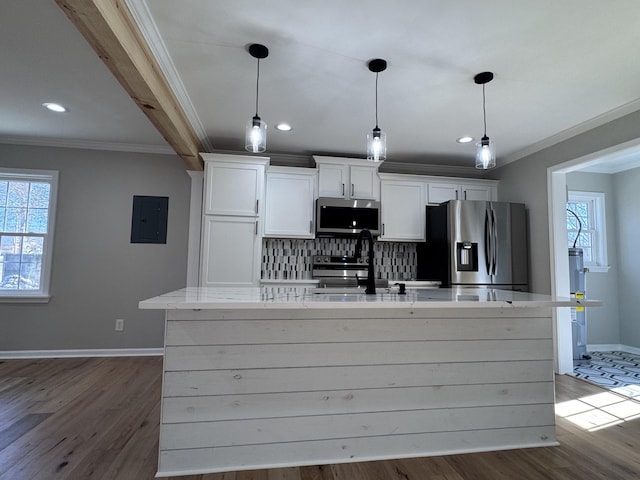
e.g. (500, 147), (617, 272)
(548, 138), (640, 373)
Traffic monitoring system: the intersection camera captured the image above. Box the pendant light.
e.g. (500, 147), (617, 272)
(366, 59), (387, 162)
(245, 44), (269, 153)
(474, 71), (496, 169)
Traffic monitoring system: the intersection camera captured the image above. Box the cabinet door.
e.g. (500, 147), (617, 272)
(427, 183), (460, 204)
(205, 162), (264, 216)
(350, 165), (379, 200)
(200, 216), (260, 286)
(317, 164), (347, 198)
(462, 184), (493, 201)
(264, 171), (316, 238)
(379, 181), (426, 241)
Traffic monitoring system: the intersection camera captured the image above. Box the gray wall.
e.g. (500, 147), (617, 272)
(613, 167), (640, 348)
(0, 143), (191, 351)
(566, 171), (620, 345)
(493, 109), (640, 295)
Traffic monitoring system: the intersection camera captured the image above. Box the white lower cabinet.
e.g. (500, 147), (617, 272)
(200, 216), (261, 286)
(264, 167), (316, 238)
(379, 178), (426, 242)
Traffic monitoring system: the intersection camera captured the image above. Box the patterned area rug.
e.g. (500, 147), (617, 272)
(571, 351), (640, 399)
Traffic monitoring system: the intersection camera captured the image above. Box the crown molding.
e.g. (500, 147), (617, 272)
(0, 135), (176, 155)
(379, 161), (486, 178)
(56, 0), (203, 169)
(125, 0), (214, 152)
(501, 97), (640, 166)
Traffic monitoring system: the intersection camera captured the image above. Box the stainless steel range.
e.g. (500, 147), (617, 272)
(312, 255), (388, 288)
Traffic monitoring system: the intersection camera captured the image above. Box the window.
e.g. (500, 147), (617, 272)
(566, 191), (608, 272)
(0, 169), (58, 300)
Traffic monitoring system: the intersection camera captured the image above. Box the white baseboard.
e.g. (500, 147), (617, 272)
(587, 344), (640, 355)
(0, 348), (164, 359)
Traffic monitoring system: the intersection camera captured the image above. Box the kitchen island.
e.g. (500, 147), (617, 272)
(140, 287), (595, 477)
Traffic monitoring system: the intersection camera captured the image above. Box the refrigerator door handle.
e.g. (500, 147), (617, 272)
(484, 209), (492, 275)
(491, 208), (498, 276)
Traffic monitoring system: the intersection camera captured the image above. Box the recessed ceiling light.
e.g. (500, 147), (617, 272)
(457, 136), (474, 144)
(275, 123), (292, 131)
(43, 102), (68, 113)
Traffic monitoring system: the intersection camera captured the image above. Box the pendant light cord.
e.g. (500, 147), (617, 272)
(255, 58), (261, 116)
(482, 84), (487, 137)
(375, 72), (379, 128)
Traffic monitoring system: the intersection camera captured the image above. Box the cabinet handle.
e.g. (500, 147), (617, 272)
(255, 221), (258, 235)
(342, 183), (345, 196)
(382, 223), (385, 235)
(256, 199), (259, 214)
(464, 190), (467, 200)
(351, 184), (354, 197)
(455, 191), (459, 200)
(310, 220), (313, 234)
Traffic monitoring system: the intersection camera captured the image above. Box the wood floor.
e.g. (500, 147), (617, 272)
(1, 356), (638, 480)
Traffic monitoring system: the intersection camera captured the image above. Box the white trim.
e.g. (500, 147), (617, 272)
(586, 266), (611, 273)
(548, 169), (573, 374)
(567, 191), (608, 270)
(587, 344), (640, 356)
(502, 97), (640, 166)
(0, 348), (164, 359)
(125, 0), (214, 152)
(0, 135), (175, 155)
(186, 171), (204, 287)
(380, 161), (482, 177)
(0, 168), (58, 299)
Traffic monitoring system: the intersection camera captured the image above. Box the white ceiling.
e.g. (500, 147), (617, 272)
(3, 0), (640, 171)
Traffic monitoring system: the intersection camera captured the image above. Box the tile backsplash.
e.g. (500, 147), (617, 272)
(262, 238), (417, 281)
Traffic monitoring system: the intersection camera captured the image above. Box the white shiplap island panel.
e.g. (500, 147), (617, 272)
(139, 287), (597, 477)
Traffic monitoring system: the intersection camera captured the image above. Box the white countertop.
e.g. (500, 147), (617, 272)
(139, 286), (600, 310)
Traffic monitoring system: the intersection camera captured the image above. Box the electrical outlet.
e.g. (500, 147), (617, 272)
(115, 319), (125, 331)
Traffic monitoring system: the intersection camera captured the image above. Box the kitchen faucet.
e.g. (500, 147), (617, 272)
(355, 229), (376, 294)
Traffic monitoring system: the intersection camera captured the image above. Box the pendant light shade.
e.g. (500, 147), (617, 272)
(476, 135), (495, 169)
(245, 44), (269, 153)
(246, 115), (266, 153)
(366, 59), (387, 163)
(367, 127), (386, 162)
(474, 71), (496, 170)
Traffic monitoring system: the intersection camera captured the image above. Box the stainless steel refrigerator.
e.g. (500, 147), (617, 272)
(417, 200), (529, 291)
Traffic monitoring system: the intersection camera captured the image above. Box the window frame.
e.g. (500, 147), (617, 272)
(0, 168), (58, 302)
(566, 190), (609, 273)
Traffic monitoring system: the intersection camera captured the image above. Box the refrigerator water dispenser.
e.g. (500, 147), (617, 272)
(456, 242), (478, 271)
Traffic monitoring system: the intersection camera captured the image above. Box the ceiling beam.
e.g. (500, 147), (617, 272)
(55, 0), (204, 170)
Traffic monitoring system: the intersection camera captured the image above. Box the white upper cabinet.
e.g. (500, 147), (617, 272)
(202, 153), (269, 216)
(314, 156), (380, 200)
(264, 167), (317, 238)
(316, 162), (347, 198)
(427, 179), (497, 205)
(349, 165), (379, 199)
(379, 175), (426, 242)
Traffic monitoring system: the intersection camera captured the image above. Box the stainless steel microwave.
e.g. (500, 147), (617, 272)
(316, 197), (381, 236)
